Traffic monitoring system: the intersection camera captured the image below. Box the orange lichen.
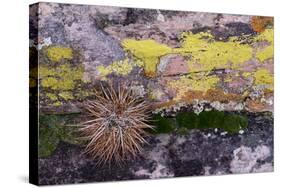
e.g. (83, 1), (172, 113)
(245, 99), (271, 112)
(181, 90), (204, 103)
(251, 16), (273, 33)
(151, 100), (178, 109)
(204, 89), (243, 102)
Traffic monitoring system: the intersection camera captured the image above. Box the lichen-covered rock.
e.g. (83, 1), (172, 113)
(30, 3), (274, 185)
(30, 2), (274, 114)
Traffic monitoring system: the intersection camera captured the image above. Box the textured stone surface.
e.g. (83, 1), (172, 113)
(30, 3), (274, 185)
(38, 112), (273, 185)
(30, 2), (274, 114)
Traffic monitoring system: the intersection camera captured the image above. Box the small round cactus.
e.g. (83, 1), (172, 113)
(79, 83), (153, 164)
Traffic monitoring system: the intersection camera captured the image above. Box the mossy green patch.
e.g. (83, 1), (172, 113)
(39, 114), (83, 157)
(151, 111), (248, 134)
(177, 111), (248, 133)
(122, 39), (172, 77)
(150, 114), (176, 133)
(46, 46), (73, 62)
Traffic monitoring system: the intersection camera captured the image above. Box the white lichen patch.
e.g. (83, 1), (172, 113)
(193, 100), (206, 114)
(175, 136), (187, 145)
(210, 101), (225, 111)
(211, 101), (245, 111)
(133, 135), (174, 179)
(230, 145), (271, 174)
(135, 164), (174, 179)
(253, 163), (273, 173)
(38, 37), (52, 50)
(204, 166), (211, 175)
(130, 84), (146, 97)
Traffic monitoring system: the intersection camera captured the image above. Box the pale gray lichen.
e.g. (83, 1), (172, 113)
(133, 135), (174, 178)
(230, 145), (271, 174)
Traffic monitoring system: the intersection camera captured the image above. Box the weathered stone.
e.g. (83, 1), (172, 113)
(158, 54), (188, 76)
(38, 112), (273, 184)
(30, 3), (274, 113)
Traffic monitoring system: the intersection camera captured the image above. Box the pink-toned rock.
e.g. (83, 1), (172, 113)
(158, 55), (188, 76)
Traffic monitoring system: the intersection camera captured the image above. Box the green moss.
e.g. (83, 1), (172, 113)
(46, 46), (73, 62)
(176, 112), (200, 129)
(150, 111), (248, 134)
(39, 114), (83, 157)
(197, 110), (225, 129)
(150, 114), (176, 133)
(176, 111), (248, 133)
(223, 114), (248, 133)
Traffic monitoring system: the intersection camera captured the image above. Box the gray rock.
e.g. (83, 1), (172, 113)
(38, 112), (273, 185)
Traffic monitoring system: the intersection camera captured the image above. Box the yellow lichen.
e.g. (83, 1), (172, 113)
(96, 58), (134, 78)
(122, 39), (172, 77)
(167, 73), (220, 101)
(254, 69), (274, 90)
(242, 72), (252, 78)
(111, 59), (133, 75)
(58, 91), (74, 100)
(39, 66), (57, 77)
(121, 29), (273, 78)
(39, 64), (84, 90)
(254, 29), (273, 43)
(39, 61), (85, 106)
(96, 65), (112, 78)
(175, 31), (253, 72)
(256, 45), (273, 62)
(46, 93), (58, 101)
(52, 101), (62, 106)
(255, 29), (274, 62)
(41, 77), (59, 89)
(46, 46), (73, 62)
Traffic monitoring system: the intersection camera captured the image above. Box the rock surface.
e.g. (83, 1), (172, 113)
(29, 3), (274, 185)
(38, 112), (273, 185)
(30, 2), (274, 114)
